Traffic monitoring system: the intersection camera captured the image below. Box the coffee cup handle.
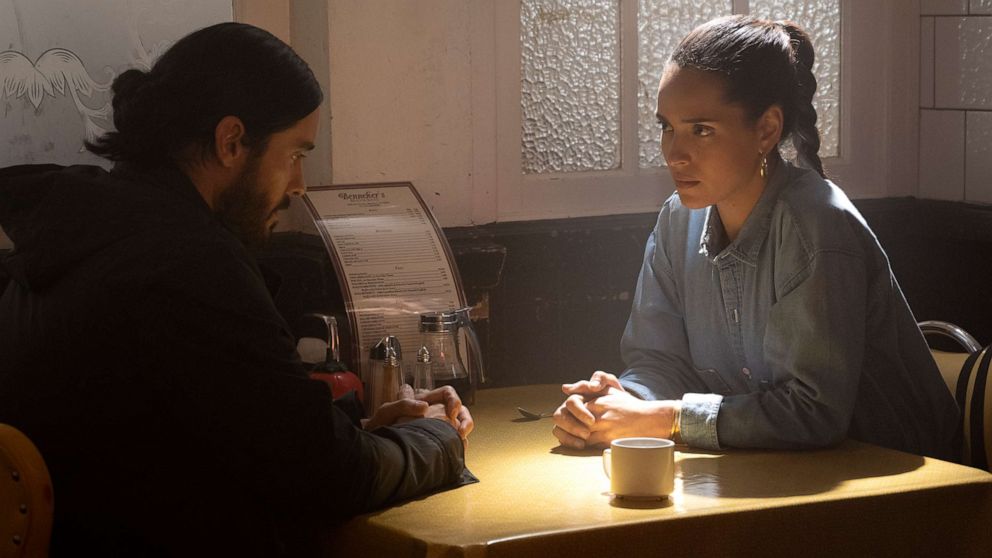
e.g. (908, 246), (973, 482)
(602, 448), (611, 478)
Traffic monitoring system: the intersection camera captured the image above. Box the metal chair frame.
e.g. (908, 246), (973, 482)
(919, 320), (982, 354)
(920, 320), (990, 471)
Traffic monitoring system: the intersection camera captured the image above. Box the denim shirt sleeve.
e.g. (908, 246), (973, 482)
(680, 393), (723, 449)
(717, 248), (868, 449)
(619, 210), (718, 448)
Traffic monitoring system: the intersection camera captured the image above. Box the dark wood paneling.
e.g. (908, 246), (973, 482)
(441, 198), (992, 387)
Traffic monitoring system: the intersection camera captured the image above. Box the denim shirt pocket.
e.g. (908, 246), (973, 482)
(695, 367), (734, 395)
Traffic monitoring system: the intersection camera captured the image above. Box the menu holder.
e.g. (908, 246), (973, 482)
(302, 183), (467, 382)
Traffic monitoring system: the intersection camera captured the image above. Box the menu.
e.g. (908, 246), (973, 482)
(302, 183), (466, 381)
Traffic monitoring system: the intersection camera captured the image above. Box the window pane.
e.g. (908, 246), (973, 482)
(638, 0), (734, 168)
(521, 0), (621, 174)
(750, 0), (841, 158)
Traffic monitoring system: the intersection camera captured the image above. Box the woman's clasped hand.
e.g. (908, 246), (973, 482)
(552, 371), (679, 450)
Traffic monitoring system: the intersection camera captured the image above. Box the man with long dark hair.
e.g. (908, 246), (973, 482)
(0, 23), (472, 556)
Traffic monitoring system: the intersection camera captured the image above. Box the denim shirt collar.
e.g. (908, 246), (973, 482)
(699, 160), (795, 265)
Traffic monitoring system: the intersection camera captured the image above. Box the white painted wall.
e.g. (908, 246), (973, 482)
(0, 0), (232, 169)
(318, 0), (926, 227)
(0, 0), (233, 250)
(324, 0), (478, 226)
(1, 1), (940, 248)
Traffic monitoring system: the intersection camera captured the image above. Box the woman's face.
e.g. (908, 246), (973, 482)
(655, 64), (770, 212)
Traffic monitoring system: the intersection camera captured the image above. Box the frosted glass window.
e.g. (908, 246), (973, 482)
(637, 0), (734, 168)
(521, 0), (621, 174)
(750, 0), (841, 158)
(973, 0), (992, 15)
(958, 17), (992, 108)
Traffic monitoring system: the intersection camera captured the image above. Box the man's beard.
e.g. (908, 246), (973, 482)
(215, 155), (289, 251)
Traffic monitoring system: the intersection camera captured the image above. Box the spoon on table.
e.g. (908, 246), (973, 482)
(516, 406), (554, 420)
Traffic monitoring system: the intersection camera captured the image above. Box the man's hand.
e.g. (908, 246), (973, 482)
(416, 385), (474, 441)
(362, 384), (474, 443)
(363, 384), (430, 431)
(552, 371), (627, 449)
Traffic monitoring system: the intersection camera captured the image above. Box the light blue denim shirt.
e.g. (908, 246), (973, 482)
(619, 161), (959, 460)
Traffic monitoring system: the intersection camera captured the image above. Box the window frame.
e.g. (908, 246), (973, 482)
(489, 0), (909, 223)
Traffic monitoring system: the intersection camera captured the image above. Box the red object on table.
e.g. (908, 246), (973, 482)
(310, 360), (364, 402)
(303, 313), (363, 401)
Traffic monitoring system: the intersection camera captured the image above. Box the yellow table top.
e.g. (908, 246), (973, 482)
(327, 384), (992, 557)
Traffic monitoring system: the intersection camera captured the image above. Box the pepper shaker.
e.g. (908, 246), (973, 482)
(367, 335), (402, 415)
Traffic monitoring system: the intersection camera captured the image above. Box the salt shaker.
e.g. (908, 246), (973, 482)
(413, 345), (435, 393)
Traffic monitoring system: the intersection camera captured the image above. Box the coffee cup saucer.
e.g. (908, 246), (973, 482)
(611, 493), (668, 501)
(607, 493), (673, 510)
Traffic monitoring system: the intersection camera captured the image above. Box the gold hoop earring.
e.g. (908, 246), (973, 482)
(760, 153), (768, 179)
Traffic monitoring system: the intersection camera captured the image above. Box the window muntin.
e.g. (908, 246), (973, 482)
(521, 0), (842, 175)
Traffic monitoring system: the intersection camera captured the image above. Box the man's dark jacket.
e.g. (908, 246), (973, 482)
(0, 164), (465, 556)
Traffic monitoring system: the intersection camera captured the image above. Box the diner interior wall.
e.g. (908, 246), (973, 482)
(0, 0), (235, 250)
(248, 1), (992, 386)
(323, 0), (480, 226)
(7, 2), (992, 385)
(919, 0), (992, 202)
(316, 0), (923, 227)
(1, 1), (928, 243)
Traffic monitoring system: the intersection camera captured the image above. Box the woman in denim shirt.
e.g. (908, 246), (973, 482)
(552, 15), (959, 460)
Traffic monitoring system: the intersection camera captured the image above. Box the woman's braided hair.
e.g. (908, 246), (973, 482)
(671, 15), (826, 178)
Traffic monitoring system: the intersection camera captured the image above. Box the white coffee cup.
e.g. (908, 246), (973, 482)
(602, 437), (675, 500)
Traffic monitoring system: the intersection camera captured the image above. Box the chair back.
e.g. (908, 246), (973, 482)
(0, 424), (53, 558)
(922, 321), (992, 471)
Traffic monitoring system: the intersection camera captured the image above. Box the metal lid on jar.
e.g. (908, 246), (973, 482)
(369, 335), (402, 365)
(419, 310), (460, 333)
(416, 345), (432, 363)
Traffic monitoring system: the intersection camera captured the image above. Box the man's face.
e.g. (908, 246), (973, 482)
(217, 108), (319, 249)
